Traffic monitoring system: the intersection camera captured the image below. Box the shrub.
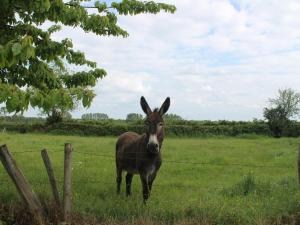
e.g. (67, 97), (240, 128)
(0, 119), (299, 137)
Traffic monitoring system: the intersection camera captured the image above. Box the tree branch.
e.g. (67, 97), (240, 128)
(65, 3), (113, 9)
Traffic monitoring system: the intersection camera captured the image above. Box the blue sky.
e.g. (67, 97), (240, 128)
(26, 0), (300, 120)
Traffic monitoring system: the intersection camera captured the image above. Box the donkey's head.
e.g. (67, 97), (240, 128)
(140, 96), (170, 154)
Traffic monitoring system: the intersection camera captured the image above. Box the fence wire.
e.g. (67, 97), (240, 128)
(0, 145), (296, 194)
(10, 149), (62, 154)
(74, 150), (295, 169)
(0, 177), (223, 192)
(6, 148), (295, 169)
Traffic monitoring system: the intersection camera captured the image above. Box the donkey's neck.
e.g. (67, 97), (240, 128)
(141, 133), (148, 148)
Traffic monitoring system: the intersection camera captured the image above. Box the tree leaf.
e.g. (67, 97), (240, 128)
(0, 0), (176, 115)
(12, 43), (22, 56)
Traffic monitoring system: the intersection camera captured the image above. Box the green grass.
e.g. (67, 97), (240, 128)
(0, 133), (300, 224)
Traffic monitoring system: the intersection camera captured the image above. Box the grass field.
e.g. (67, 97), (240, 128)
(0, 133), (300, 225)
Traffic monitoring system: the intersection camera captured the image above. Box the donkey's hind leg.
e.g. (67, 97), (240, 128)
(116, 168), (122, 194)
(126, 173), (133, 196)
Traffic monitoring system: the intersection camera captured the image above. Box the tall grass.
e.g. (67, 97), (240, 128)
(0, 133), (299, 224)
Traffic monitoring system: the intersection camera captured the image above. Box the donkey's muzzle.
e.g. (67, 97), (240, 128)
(147, 143), (159, 154)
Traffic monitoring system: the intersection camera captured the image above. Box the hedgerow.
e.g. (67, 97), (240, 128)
(1, 117), (299, 137)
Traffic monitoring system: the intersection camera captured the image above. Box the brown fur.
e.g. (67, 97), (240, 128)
(115, 97), (170, 202)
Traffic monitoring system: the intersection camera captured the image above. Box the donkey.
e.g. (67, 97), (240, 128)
(115, 96), (170, 202)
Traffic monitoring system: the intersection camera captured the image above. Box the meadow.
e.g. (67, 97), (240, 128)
(0, 133), (300, 225)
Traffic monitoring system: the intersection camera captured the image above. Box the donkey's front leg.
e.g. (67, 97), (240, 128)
(140, 173), (150, 203)
(148, 172), (157, 192)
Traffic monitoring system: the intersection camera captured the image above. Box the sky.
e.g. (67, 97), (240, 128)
(26, 0), (300, 120)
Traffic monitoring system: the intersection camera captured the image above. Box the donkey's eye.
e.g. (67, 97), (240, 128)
(158, 122), (163, 127)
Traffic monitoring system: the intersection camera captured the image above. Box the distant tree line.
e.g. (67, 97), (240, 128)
(126, 113), (143, 122)
(0, 107), (7, 116)
(2, 88), (300, 138)
(1, 114), (300, 137)
(164, 113), (183, 121)
(81, 113), (184, 122)
(82, 113), (109, 120)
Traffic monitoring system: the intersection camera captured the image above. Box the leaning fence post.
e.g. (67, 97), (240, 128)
(63, 143), (73, 224)
(0, 144), (45, 225)
(298, 146), (300, 187)
(41, 149), (61, 208)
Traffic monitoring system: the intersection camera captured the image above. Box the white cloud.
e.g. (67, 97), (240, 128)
(25, 0), (300, 120)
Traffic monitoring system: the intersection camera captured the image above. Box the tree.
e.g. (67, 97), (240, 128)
(263, 107), (289, 138)
(63, 111), (72, 120)
(82, 113), (109, 120)
(82, 113), (91, 120)
(268, 88), (300, 119)
(0, 107), (7, 116)
(0, 1), (176, 117)
(38, 65), (80, 123)
(264, 88), (300, 137)
(164, 113), (183, 121)
(126, 113), (143, 121)
(94, 113), (109, 120)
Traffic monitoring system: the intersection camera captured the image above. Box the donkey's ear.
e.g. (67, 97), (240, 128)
(159, 97), (170, 116)
(140, 96), (152, 115)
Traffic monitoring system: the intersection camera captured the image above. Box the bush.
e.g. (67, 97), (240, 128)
(0, 119), (299, 137)
(19, 125), (27, 133)
(282, 122), (300, 137)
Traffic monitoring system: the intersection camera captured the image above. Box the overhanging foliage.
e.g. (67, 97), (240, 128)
(0, 0), (176, 114)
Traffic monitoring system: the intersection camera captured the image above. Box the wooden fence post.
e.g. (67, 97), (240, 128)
(63, 143), (73, 224)
(41, 149), (61, 208)
(0, 144), (44, 224)
(298, 146), (300, 187)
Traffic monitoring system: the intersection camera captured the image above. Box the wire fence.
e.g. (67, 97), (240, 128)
(1, 145), (299, 219)
(0, 146), (295, 193)
(0, 176), (226, 193)
(74, 151), (294, 169)
(7, 149), (296, 169)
